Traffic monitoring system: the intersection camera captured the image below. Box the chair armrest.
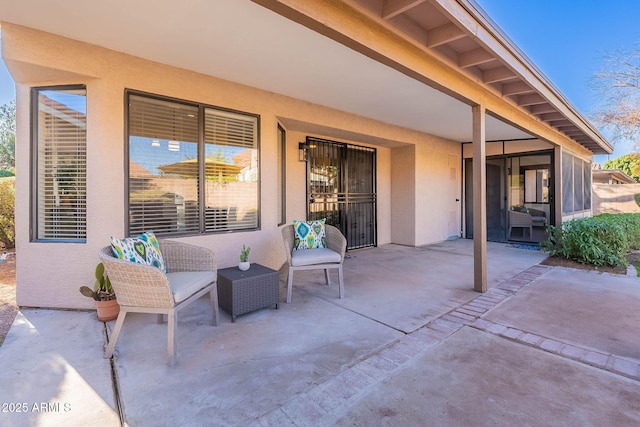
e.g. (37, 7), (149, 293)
(158, 240), (217, 273)
(281, 225), (294, 265)
(325, 225), (347, 262)
(98, 246), (174, 308)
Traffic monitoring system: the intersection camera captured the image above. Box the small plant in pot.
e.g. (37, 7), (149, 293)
(239, 244), (251, 271)
(79, 263), (120, 322)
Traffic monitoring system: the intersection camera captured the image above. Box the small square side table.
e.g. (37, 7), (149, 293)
(217, 263), (279, 322)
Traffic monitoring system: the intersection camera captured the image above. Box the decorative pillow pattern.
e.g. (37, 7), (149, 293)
(293, 219), (327, 250)
(110, 231), (166, 272)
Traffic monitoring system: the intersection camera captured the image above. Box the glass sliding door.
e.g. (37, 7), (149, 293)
(507, 153), (553, 243)
(466, 151), (554, 243)
(464, 158), (507, 241)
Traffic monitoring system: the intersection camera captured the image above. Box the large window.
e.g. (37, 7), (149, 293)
(562, 151), (591, 214)
(32, 86), (87, 241)
(127, 92), (259, 236)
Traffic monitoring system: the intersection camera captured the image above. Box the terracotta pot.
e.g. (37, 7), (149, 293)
(95, 299), (120, 322)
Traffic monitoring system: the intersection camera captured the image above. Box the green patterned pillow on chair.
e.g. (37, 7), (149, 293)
(293, 219), (327, 250)
(110, 230), (166, 272)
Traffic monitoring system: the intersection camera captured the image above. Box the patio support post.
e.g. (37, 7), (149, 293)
(472, 104), (487, 293)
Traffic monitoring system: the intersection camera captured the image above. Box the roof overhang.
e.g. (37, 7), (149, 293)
(593, 169), (637, 184)
(0, 0), (612, 154)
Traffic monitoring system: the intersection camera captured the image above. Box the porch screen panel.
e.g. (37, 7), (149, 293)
(562, 152), (573, 214)
(34, 87), (87, 241)
(573, 156), (583, 212)
(583, 162), (592, 210)
(128, 95), (199, 236)
(204, 108), (258, 231)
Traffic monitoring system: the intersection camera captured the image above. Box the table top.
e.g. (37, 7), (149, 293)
(217, 263), (278, 280)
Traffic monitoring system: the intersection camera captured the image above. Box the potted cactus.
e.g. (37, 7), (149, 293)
(239, 244), (251, 271)
(79, 263), (120, 322)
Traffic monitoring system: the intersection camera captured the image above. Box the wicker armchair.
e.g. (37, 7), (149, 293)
(281, 224), (347, 303)
(98, 239), (219, 366)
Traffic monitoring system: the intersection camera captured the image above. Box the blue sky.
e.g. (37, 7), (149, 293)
(476, 0), (640, 164)
(2, 3), (640, 162)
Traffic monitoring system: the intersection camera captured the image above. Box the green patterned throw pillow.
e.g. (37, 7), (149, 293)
(110, 230), (166, 272)
(293, 219), (327, 250)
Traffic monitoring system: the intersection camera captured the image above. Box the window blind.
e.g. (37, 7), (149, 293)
(128, 95), (199, 236)
(35, 88), (87, 240)
(204, 108), (258, 231)
(127, 92), (259, 236)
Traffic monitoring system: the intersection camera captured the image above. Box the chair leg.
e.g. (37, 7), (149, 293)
(168, 310), (177, 367)
(324, 269), (331, 286)
(104, 310), (127, 359)
(338, 265), (344, 299)
(286, 266), (294, 303)
(210, 285), (219, 326)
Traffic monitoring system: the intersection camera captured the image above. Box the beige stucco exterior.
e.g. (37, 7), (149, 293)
(4, 23), (465, 308)
(0, 0), (614, 309)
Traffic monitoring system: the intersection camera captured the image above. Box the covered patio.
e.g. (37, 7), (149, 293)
(2, 240), (640, 426)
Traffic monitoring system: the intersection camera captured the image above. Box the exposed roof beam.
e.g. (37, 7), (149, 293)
(426, 22), (466, 48)
(483, 66), (516, 84)
(502, 81), (534, 96)
(553, 120), (573, 128)
(529, 104), (557, 114)
(517, 93), (546, 106)
(459, 47), (495, 68)
(539, 112), (565, 121)
(556, 125), (578, 131)
(382, 0), (427, 20)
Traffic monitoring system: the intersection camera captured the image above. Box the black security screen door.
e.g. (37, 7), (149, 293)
(306, 137), (377, 250)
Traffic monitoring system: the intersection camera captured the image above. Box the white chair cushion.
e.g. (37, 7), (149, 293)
(167, 271), (216, 303)
(291, 248), (342, 267)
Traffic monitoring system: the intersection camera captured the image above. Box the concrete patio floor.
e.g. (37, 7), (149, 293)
(1, 239), (640, 426)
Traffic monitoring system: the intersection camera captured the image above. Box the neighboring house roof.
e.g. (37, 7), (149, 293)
(0, 0), (611, 154)
(592, 169), (637, 184)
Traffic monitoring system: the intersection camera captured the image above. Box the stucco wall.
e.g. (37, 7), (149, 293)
(391, 145), (416, 246)
(4, 23), (461, 308)
(415, 141), (461, 245)
(593, 184), (640, 215)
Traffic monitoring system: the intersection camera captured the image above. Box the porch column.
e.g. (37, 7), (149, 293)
(472, 105), (487, 293)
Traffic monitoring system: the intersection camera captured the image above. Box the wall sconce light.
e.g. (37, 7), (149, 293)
(298, 141), (317, 162)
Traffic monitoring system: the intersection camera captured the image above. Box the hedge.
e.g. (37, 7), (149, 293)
(541, 213), (640, 267)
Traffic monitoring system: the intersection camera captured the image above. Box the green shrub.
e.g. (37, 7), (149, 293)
(541, 214), (630, 267)
(596, 213), (640, 250)
(0, 169), (14, 178)
(0, 177), (15, 249)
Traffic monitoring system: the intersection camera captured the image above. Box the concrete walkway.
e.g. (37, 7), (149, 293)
(1, 240), (639, 426)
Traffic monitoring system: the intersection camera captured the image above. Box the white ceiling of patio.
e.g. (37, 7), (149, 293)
(0, 0), (535, 143)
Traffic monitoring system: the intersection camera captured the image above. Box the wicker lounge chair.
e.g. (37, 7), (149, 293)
(98, 240), (219, 366)
(281, 224), (347, 303)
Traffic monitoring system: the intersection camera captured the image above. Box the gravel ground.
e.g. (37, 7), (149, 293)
(0, 252), (17, 347)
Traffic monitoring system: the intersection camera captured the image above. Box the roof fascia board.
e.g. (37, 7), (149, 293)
(432, 0), (611, 153)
